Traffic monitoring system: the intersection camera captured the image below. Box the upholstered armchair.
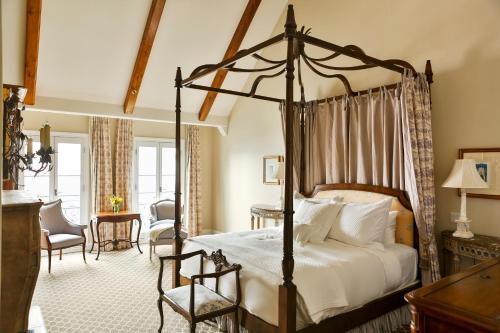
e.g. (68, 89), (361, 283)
(39, 199), (87, 273)
(149, 199), (187, 259)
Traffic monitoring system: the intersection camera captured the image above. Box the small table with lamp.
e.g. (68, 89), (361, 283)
(250, 204), (284, 229)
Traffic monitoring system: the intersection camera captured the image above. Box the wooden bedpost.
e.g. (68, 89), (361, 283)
(279, 5), (297, 333)
(172, 66), (183, 288)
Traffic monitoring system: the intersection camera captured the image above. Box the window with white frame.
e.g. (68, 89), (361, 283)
(133, 139), (184, 227)
(20, 133), (89, 225)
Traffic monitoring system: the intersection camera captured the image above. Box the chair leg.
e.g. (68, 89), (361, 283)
(157, 298), (164, 333)
(48, 249), (52, 273)
(154, 245), (156, 253)
(190, 323), (196, 333)
(82, 243), (87, 263)
(234, 309), (240, 333)
(59, 249), (63, 260)
(149, 241), (153, 261)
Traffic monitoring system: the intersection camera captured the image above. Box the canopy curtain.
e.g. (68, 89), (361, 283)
(186, 125), (202, 237)
(89, 117), (114, 250)
(280, 74), (440, 283)
(113, 119), (134, 249)
(401, 73), (440, 283)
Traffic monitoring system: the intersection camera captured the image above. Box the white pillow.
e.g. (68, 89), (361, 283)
(293, 191), (306, 210)
(328, 198), (392, 247)
(383, 211), (399, 245)
(293, 201), (343, 244)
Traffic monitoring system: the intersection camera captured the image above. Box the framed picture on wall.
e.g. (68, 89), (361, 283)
(263, 155), (283, 185)
(459, 148), (500, 200)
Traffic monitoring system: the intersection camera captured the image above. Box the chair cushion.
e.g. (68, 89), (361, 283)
(48, 234), (85, 249)
(150, 219), (174, 229)
(164, 284), (232, 316)
(149, 222), (187, 242)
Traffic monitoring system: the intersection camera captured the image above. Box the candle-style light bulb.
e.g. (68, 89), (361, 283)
(27, 138), (33, 155)
(43, 123), (51, 149)
(39, 126), (46, 149)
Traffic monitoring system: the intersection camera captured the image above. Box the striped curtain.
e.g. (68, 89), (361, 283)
(113, 119), (134, 249)
(186, 125), (202, 236)
(90, 117), (114, 250)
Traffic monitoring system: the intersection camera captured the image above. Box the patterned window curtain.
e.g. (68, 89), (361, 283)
(186, 125), (202, 237)
(113, 119), (134, 249)
(89, 117), (114, 250)
(401, 72), (440, 284)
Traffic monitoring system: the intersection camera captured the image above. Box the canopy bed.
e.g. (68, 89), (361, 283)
(164, 5), (438, 333)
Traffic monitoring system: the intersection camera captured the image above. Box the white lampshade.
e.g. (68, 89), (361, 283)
(273, 162), (285, 181)
(442, 159), (488, 189)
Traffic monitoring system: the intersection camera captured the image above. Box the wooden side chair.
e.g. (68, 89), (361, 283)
(157, 249), (242, 333)
(39, 199), (87, 273)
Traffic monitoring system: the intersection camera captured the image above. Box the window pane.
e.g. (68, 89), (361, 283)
(161, 175), (175, 193)
(138, 146), (157, 175)
(56, 140), (83, 224)
(161, 147), (175, 175)
(23, 174), (50, 201)
(57, 143), (81, 175)
(58, 175), (81, 196)
(138, 175), (156, 193)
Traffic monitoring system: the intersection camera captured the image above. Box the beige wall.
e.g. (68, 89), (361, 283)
(22, 111), (216, 231)
(212, 0), (500, 241)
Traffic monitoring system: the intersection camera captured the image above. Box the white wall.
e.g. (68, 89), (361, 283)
(212, 0), (500, 242)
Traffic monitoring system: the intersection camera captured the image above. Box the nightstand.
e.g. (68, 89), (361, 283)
(250, 204), (284, 230)
(442, 230), (500, 275)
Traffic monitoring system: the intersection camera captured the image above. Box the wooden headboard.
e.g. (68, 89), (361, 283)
(307, 183), (418, 249)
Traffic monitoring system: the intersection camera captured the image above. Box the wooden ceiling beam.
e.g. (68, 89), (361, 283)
(198, 0), (261, 121)
(124, 0), (166, 114)
(24, 0), (42, 105)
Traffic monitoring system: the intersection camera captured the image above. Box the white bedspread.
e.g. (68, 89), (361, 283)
(180, 228), (413, 328)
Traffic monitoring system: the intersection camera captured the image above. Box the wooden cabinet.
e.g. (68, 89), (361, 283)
(1, 191), (42, 333)
(405, 258), (500, 333)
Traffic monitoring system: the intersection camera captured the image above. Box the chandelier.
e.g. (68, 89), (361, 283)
(3, 86), (54, 185)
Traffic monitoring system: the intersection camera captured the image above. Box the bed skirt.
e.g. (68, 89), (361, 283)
(214, 305), (410, 333)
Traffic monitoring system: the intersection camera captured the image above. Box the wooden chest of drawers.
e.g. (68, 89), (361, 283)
(405, 258), (500, 333)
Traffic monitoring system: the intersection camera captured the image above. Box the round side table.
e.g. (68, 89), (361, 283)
(250, 204), (284, 230)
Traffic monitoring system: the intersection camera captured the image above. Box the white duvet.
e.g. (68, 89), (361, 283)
(180, 228), (414, 328)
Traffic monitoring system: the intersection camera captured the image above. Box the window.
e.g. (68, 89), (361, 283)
(133, 139), (184, 227)
(20, 134), (89, 224)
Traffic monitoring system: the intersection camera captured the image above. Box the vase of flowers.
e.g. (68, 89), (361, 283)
(110, 195), (123, 213)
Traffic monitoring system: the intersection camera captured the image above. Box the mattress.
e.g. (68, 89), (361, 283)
(179, 229), (418, 329)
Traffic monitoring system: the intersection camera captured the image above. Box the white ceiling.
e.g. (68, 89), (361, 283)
(2, 0), (287, 117)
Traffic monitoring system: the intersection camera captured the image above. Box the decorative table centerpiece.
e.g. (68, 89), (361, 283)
(109, 195), (123, 213)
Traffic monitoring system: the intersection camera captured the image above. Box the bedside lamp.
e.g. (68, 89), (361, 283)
(442, 159), (488, 238)
(273, 162), (285, 209)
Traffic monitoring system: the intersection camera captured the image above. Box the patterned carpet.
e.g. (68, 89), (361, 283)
(32, 246), (218, 333)
(32, 246), (412, 333)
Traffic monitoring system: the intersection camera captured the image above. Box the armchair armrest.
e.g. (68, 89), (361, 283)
(190, 265), (240, 281)
(40, 229), (50, 249)
(157, 250), (207, 294)
(158, 250), (206, 262)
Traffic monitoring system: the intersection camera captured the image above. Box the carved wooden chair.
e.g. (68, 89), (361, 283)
(149, 198), (187, 259)
(157, 249), (242, 333)
(39, 199), (87, 273)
